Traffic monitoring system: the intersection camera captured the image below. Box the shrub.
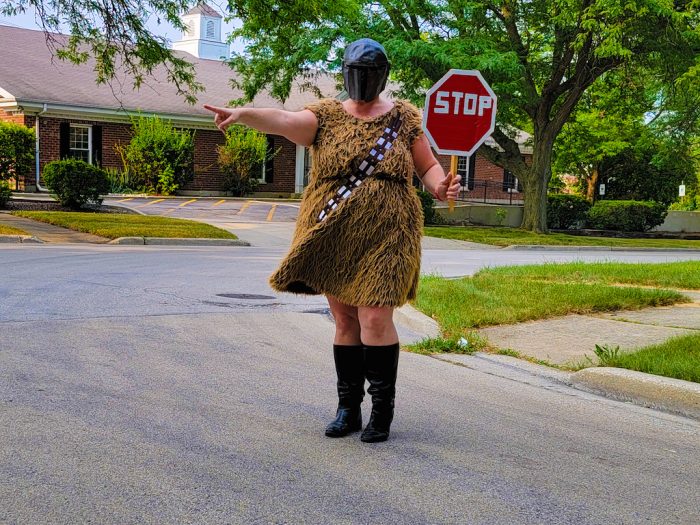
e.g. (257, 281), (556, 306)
(587, 200), (667, 232)
(0, 121), (35, 184)
(547, 194), (591, 230)
(43, 159), (109, 209)
(217, 125), (268, 197)
(117, 115), (194, 195)
(0, 180), (11, 208)
(416, 189), (444, 225)
(104, 167), (144, 194)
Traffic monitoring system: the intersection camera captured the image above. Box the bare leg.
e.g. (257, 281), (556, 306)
(324, 296), (364, 438)
(357, 306), (398, 346)
(327, 296), (362, 345)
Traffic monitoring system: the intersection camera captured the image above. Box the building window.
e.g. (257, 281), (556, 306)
(187, 20), (196, 36)
(206, 20), (215, 39)
(456, 156), (475, 190)
(503, 169), (522, 192)
(69, 125), (91, 163)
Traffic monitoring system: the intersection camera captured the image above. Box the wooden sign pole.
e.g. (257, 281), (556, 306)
(448, 155), (458, 213)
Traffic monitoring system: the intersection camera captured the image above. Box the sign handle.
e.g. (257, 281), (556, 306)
(448, 155), (458, 213)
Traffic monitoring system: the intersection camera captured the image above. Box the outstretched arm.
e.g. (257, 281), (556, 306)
(203, 105), (318, 147)
(411, 134), (461, 201)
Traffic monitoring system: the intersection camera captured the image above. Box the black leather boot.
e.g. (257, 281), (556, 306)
(361, 343), (400, 443)
(325, 344), (365, 437)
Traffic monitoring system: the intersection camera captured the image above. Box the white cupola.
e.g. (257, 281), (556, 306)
(172, 3), (230, 60)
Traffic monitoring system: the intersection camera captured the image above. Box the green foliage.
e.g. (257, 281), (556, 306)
(416, 189), (443, 225)
(104, 167), (143, 194)
(593, 344), (621, 366)
(587, 200), (667, 232)
(0, 180), (11, 208)
(118, 115), (194, 195)
(228, 0), (700, 232)
(669, 195), (700, 212)
(547, 194), (591, 230)
(0, 121), (35, 183)
(217, 125), (268, 197)
(600, 143), (694, 205)
(0, 1), (203, 103)
(42, 159), (109, 209)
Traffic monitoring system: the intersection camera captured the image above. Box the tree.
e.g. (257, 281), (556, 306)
(553, 69), (650, 203)
(0, 0), (203, 103)
(227, 0), (700, 231)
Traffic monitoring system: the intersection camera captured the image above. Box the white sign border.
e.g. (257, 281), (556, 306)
(422, 69), (498, 157)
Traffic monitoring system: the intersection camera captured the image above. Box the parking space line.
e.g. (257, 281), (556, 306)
(266, 204), (277, 222)
(178, 199), (198, 207)
(237, 201), (251, 215)
(137, 198), (165, 208)
(212, 199), (227, 207)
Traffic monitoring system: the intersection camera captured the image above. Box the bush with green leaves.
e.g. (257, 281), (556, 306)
(587, 200), (667, 232)
(43, 159), (110, 209)
(547, 194), (591, 230)
(0, 121), (35, 184)
(118, 115), (194, 195)
(104, 167), (144, 194)
(217, 125), (268, 197)
(0, 180), (11, 208)
(416, 189), (445, 225)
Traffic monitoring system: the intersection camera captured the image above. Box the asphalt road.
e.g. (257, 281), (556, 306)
(1, 243), (699, 524)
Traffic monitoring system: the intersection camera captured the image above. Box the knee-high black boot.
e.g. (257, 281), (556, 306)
(325, 344), (365, 438)
(361, 343), (400, 443)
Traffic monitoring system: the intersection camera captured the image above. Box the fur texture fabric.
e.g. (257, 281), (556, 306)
(269, 98), (424, 307)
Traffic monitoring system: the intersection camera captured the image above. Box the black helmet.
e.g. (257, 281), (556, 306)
(342, 38), (390, 102)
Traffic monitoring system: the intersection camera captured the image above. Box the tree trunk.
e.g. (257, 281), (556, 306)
(585, 164), (599, 203)
(520, 135), (554, 232)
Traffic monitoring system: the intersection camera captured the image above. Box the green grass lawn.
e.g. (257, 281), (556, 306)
(595, 335), (700, 383)
(0, 224), (29, 235)
(481, 261), (700, 290)
(424, 225), (700, 249)
(12, 211), (237, 240)
(414, 261), (699, 337)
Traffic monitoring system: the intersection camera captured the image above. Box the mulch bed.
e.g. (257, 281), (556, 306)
(5, 200), (136, 214)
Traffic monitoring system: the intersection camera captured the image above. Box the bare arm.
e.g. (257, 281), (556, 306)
(411, 134), (461, 200)
(203, 105), (318, 147)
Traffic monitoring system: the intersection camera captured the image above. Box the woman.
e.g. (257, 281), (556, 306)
(205, 38), (460, 443)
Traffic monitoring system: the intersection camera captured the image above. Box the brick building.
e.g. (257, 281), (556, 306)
(0, 12), (530, 199)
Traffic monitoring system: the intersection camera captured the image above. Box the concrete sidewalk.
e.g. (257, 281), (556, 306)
(476, 290), (700, 367)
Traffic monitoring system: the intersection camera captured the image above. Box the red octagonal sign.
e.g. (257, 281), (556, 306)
(422, 69), (497, 157)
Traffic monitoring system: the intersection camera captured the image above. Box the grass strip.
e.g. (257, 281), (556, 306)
(416, 274), (683, 336)
(480, 261), (700, 290)
(593, 336), (700, 383)
(415, 262), (695, 337)
(12, 211), (237, 240)
(424, 225), (700, 249)
(0, 224), (29, 235)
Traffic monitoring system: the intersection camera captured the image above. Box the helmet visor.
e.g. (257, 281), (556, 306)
(343, 64), (389, 102)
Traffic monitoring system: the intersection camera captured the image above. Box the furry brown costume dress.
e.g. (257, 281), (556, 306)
(269, 98), (424, 307)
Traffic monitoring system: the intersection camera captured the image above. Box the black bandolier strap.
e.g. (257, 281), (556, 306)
(318, 114), (404, 222)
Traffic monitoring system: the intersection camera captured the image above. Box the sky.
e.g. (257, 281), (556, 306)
(0, 1), (242, 53)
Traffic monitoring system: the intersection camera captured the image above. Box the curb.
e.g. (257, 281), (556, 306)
(399, 302), (700, 420)
(394, 304), (441, 339)
(108, 237), (250, 246)
(0, 234), (44, 244)
(504, 244), (700, 253)
(571, 367), (700, 420)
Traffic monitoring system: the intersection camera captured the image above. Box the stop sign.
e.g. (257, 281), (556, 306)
(422, 69), (497, 156)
